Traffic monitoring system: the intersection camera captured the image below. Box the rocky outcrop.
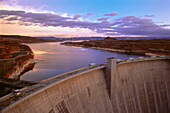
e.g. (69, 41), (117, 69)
(104, 36), (117, 40)
(0, 40), (35, 97)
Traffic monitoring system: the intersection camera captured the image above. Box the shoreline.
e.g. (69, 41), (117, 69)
(62, 43), (169, 57)
(61, 43), (149, 56)
(61, 38), (170, 57)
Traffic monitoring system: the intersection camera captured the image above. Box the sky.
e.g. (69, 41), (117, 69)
(0, 0), (170, 38)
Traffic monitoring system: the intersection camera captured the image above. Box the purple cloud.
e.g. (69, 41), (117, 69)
(0, 10), (25, 16)
(97, 17), (109, 21)
(106, 16), (170, 37)
(0, 0), (6, 3)
(160, 24), (170, 27)
(144, 15), (154, 17)
(1, 10), (170, 37)
(73, 14), (81, 19)
(0, 10), (113, 31)
(85, 13), (93, 17)
(104, 12), (118, 16)
(97, 17), (110, 23)
(0, 15), (7, 18)
(6, 16), (19, 21)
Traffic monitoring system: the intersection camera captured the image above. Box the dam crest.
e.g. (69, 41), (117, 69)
(0, 57), (170, 113)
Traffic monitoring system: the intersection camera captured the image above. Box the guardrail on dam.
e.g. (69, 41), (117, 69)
(0, 57), (170, 113)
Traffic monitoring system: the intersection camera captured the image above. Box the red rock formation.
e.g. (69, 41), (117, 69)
(0, 40), (35, 97)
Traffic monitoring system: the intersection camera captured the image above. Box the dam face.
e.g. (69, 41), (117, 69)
(1, 58), (170, 113)
(108, 58), (170, 113)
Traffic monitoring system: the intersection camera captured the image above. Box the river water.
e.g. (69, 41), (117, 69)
(21, 42), (145, 81)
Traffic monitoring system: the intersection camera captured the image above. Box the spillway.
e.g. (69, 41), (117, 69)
(0, 57), (170, 113)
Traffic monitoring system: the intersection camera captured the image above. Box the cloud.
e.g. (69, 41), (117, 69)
(106, 16), (170, 37)
(73, 14), (81, 19)
(0, 15), (7, 18)
(0, 0), (6, 3)
(160, 24), (170, 27)
(6, 16), (19, 21)
(97, 17), (109, 21)
(144, 15), (154, 17)
(104, 12), (118, 16)
(85, 13), (93, 17)
(97, 17), (110, 23)
(0, 0), (18, 6)
(0, 0), (55, 14)
(1, 10), (170, 37)
(0, 10), (25, 15)
(0, 10), (112, 31)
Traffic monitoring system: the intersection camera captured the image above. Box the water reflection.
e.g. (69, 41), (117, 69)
(21, 42), (146, 82)
(32, 49), (48, 55)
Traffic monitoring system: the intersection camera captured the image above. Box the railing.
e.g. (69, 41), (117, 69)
(41, 63), (106, 83)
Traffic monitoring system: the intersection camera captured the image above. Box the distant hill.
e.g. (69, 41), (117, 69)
(0, 35), (59, 43)
(116, 37), (170, 40)
(1, 35), (169, 43)
(34, 36), (105, 41)
(34, 36), (170, 41)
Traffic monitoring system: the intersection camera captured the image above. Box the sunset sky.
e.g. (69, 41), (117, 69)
(0, 0), (170, 38)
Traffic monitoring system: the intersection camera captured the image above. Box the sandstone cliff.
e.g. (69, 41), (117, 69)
(0, 40), (35, 97)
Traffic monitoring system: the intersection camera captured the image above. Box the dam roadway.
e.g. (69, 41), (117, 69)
(0, 57), (170, 113)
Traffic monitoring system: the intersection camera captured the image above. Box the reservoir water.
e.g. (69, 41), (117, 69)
(21, 42), (145, 81)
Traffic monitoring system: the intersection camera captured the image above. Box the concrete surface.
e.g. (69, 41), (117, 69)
(1, 58), (170, 113)
(110, 58), (170, 113)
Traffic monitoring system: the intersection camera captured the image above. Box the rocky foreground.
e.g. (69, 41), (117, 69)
(0, 37), (34, 97)
(0, 40), (35, 96)
(0, 40), (34, 77)
(62, 37), (170, 57)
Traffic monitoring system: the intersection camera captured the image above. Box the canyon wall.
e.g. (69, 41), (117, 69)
(0, 42), (35, 97)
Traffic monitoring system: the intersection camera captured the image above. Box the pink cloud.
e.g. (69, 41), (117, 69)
(104, 12), (118, 16)
(144, 15), (154, 17)
(85, 13), (93, 17)
(97, 17), (109, 21)
(73, 14), (81, 19)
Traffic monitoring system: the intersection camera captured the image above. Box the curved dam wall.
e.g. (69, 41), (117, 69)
(1, 58), (170, 113)
(108, 58), (170, 113)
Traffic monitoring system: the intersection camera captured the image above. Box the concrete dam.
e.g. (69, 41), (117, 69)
(0, 57), (170, 113)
